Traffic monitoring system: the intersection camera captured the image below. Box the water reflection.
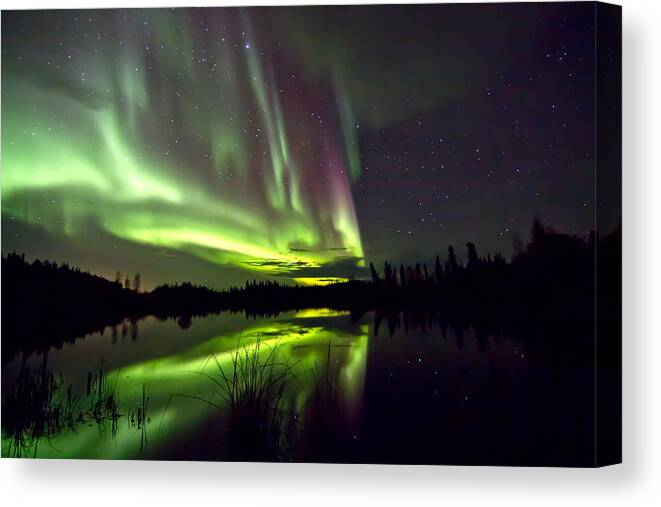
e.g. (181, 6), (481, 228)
(2, 308), (595, 465)
(2, 310), (369, 460)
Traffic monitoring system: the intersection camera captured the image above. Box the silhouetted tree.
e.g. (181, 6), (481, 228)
(446, 245), (459, 276)
(466, 242), (480, 270)
(384, 261), (394, 285)
(132, 273), (141, 293)
(369, 262), (380, 284)
(532, 217), (547, 245)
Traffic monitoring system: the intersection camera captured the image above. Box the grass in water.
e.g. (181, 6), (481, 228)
(2, 365), (77, 457)
(168, 338), (305, 461)
(215, 339), (303, 461)
(127, 384), (150, 454)
(2, 360), (146, 457)
(85, 360), (121, 439)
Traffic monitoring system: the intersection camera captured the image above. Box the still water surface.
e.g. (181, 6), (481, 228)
(2, 309), (595, 465)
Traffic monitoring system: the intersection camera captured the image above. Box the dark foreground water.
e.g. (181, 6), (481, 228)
(1, 309), (596, 465)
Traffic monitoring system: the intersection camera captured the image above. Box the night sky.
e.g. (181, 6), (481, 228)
(1, 4), (604, 289)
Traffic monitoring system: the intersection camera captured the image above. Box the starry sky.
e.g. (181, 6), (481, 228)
(1, 4), (609, 289)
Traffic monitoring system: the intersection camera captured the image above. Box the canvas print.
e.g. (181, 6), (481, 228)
(1, 2), (621, 466)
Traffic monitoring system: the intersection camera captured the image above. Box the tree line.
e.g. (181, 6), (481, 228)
(114, 271), (141, 292)
(1, 219), (620, 360)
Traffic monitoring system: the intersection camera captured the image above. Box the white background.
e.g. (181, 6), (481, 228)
(1, 0), (659, 505)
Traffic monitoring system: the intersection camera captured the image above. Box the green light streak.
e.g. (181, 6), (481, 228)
(1, 9), (364, 283)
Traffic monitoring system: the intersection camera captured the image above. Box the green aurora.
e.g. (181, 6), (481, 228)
(2, 9), (367, 287)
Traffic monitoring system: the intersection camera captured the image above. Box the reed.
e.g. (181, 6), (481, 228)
(127, 384), (150, 454)
(2, 360), (129, 457)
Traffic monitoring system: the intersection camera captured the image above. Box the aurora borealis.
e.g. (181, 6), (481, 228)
(2, 8), (364, 287)
(2, 4), (608, 288)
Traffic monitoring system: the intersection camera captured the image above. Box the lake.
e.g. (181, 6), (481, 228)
(1, 309), (596, 465)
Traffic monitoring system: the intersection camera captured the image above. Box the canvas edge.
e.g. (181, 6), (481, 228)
(594, 0), (622, 468)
